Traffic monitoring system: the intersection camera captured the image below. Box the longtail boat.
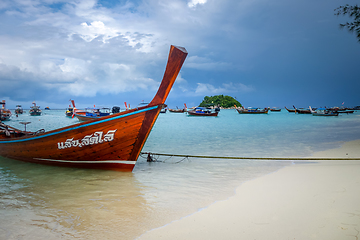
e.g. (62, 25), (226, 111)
(0, 45), (188, 171)
(292, 105), (311, 114)
(236, 107), (268, 114)
(309, 106), (339, 116)
(187, 107), (219, 116)
(168, 103), (187, 113)
(74, 107), (111, 121)
(15, 105), (24, 114)
(0, 100), (12, 121)
(285, 106), (296, 113)
(29, 102), (42, 116)
(270, 108), (281, 112)
(65, 100), (76, 117)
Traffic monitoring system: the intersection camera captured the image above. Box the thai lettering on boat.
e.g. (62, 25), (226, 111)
(57, 130), (117, 149)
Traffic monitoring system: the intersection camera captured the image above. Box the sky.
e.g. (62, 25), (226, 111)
(0, 0), (359, 110)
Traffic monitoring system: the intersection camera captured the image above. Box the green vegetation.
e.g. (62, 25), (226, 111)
(334, 4), (360, 42)
(199, 95), (242, 108)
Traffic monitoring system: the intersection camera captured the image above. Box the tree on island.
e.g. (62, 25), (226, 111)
(334, 4), (360, 42)
(199, 95), (242, 108)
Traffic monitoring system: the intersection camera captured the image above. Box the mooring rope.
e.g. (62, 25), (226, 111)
(140, 152), (360, 161)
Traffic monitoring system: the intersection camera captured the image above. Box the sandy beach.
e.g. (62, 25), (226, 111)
(138, 140), (360, 240)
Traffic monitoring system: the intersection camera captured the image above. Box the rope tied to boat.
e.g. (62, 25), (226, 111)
(140, 152), (360, 161)
(140, 152), (190, 163)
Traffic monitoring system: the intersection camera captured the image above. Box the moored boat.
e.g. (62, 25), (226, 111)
(0, 45), (187, 171)
(160, 104), (167, 113)
(309, 106), (339, 116)
(65, 100), (76, 117)
(15, 105), (24, 114)
(45, 107), (50, 110)
(169, 104), (186, 113)
(168, 108), (185, 113)
(187, 107), (219, 116)
(236, 107), (269, 114)
(285, 106), (296, 113)
(327, 107), (354, 114)
(293, 105), (311, 114)
(112, 106), (120, 114)
(65, 107), (74, 117)
(337, 110), (354, 114)
(29, 102), (42, 116)
(0, 100), (12, 121)
(74, 107), (111, 121)
(270, 108), (281, 112)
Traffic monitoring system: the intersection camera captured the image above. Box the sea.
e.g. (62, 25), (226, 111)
(1, 108), (360, 239)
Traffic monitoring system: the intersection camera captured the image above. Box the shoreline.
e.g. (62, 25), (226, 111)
(138, 139), (360, 240)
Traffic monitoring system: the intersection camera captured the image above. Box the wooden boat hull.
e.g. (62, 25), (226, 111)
(236, 109), (268, 114)
(0, 45), (188, 171)
(75, 114), (102, 121)
(0, 109), (12, 121)
(187, 110), (218, 116)
(337, 110), (354, 114)
(295, 109), (311, 114)
(168, 109), (185, 113)
(0, 116), (11, 121)
(29, 112), (42, 116)
(0, 106), (160, 171)
(285, 107), (296, 112)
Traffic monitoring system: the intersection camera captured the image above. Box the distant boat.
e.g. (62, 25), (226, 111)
(169, 103), (187, 113)
(0, 100), (12, 121)
(65, 106), (74, 117)
(285, 106), (296, 113)
(309, 106), (339, 116)
(15, 105), (24, 114)
(293, 105), (311, 114)
(326, 107), (354, 114)
(187, 107), (219, 116)
(45, 107), (50, 110)
(29, 102), (42, 116)
(160, 104), (167, 113)
(0, 45), (187, 171)
(337, 110), (354, 114)
(112, 106), (120, 114)
(168, 108), (185, 113)
(65, 100), (76, 117)
(236, 107), (269, 114)
(270, 108), (281, 112)
(74, 107), (111, 121)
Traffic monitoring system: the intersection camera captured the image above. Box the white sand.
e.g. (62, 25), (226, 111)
(138, 140), (360, 240)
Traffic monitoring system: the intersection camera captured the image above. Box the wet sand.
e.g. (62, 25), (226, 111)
(138, 140), (360, 240)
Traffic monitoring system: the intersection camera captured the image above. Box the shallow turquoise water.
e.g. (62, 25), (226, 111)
(0, 109), (359, 239)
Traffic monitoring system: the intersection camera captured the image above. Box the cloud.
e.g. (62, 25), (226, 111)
(188, 0), (207, 8)
(0, 0), (359, 109)
(76, 21), (120, 43)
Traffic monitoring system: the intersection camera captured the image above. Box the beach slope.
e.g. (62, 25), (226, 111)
(138, 140), (360, 240)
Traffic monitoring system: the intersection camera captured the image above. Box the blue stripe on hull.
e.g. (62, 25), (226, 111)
(0, 106), (158, 143)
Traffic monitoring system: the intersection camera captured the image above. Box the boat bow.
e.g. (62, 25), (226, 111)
(0, 45), (188, 171)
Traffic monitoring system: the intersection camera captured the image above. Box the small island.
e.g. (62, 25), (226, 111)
(199, 95), (242, 108)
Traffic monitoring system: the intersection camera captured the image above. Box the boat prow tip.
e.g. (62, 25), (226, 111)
(172, 45), (188, 54)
